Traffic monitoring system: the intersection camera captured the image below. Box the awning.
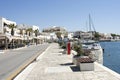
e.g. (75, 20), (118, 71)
(0, 34), (11, 40)
(0, 34), (23, 41)
(0, 36), (6, 39)
(12, 36), (23, 40)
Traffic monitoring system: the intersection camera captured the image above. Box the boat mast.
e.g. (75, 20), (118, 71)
(89, 14), (96, 32)
(89, 14), (91, 31)
(88, 14), (97, 40)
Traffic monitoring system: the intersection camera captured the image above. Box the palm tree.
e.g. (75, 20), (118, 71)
(19, 29), (24, 44)
(26, 28), (33, 36)
(25, 28), (33, 45)
(64, 32), (68, 38)
(8, 24), (16, 48)
(94, 32), (101, 41)
(56, 32), (62, 39)
(34, 29), (39, 45)
(3, 27), (7, 49)
(34, 29), (39, 37)
(8, 24), (16, 36)
(19, 29), (23, 35)
(3, 28), (7, 34)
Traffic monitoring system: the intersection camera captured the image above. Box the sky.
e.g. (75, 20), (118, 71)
(0, 0), (120, 34)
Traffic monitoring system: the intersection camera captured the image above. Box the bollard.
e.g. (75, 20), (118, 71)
(67, 42), (71, 55)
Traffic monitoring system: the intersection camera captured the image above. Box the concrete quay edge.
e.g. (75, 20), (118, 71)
(95, 62), (120, 79)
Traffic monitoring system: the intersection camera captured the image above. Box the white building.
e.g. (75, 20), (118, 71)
(17, 24), (44, 44)
(0, 17), (18, 41)
(104, 33), (112, 39)
(17, 24), (39, 31)
(43, 26), (68, 40)
(0, 17), (17, 49)
(17, 24), (40, 37)
(43, 26), (67, 35)
(0, 17), (43, 49)
(32, 25), (39, 31)
(73, 31), (93, 39)
(0, 17), (16, 34)
(50, 32), (57, 40)
(68, 32), (74, 40)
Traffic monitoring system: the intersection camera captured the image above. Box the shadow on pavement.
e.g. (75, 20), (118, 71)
(60, 63), (73, 66)
(70, 66), (80, 72)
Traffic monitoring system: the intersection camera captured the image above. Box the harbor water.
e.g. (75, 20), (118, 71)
(100, 42), (120, 74)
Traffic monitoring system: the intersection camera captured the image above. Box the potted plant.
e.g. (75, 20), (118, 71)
(78, 56), (95, 71)
(72, 42), (95, 71)
(72, 43), (84, 66)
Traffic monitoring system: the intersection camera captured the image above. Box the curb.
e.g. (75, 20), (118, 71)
(0, 50), (4, 54)
(36, 44), (51, 61)
(14, 44), (51, 80)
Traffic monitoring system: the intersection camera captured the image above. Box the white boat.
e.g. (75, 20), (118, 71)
(81, 40), (101, 49)
(81, 40), (103, 64)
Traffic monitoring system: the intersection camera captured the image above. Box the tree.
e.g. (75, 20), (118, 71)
(19, 29), (23, 35)
(111, 33), (116, 39)
(56, 32), (62, 39)
(94, 32), (100, 40)
(8, 24), (16, 36)
(34, 29), (39, 45)
(34, 29), (39, 37)
(11, 28), (14, 36)
(26, 28), (33, 36)
(3, 28), (7, 34)
(25, 28), (33, 45)
(73, 43), (84, 56)
(8, 24), (16, 48)
(64, 32), (68, 38)
(19, 29), (24, 44)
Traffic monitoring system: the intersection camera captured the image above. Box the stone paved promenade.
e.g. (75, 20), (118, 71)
(14, 43), (120, 80)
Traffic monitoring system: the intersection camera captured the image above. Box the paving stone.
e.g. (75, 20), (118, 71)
(14, 43), (120, 80)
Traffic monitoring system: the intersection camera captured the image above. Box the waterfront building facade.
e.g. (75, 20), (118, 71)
(0, 17), (17, 49)
(0, 17), (16, 34)
(43, 26), (67, 34)
(43, 26), (68, 39)
(17, 24), (43, 45)
(0, 17), (43, 49)
(68, 32), (74, 40)
(73, 31), (93, 39)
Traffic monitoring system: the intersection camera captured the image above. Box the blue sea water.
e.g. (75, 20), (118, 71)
(100, 42), (120, 74)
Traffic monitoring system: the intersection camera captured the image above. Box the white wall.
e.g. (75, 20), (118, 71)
(91, 49), (103, 64)
(68, 33), (73, 39)
(32, 25), (39, 31)
(0, 17), (3, 33)
(0, 17), (16, 34)
(2, 18), (16, 25)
